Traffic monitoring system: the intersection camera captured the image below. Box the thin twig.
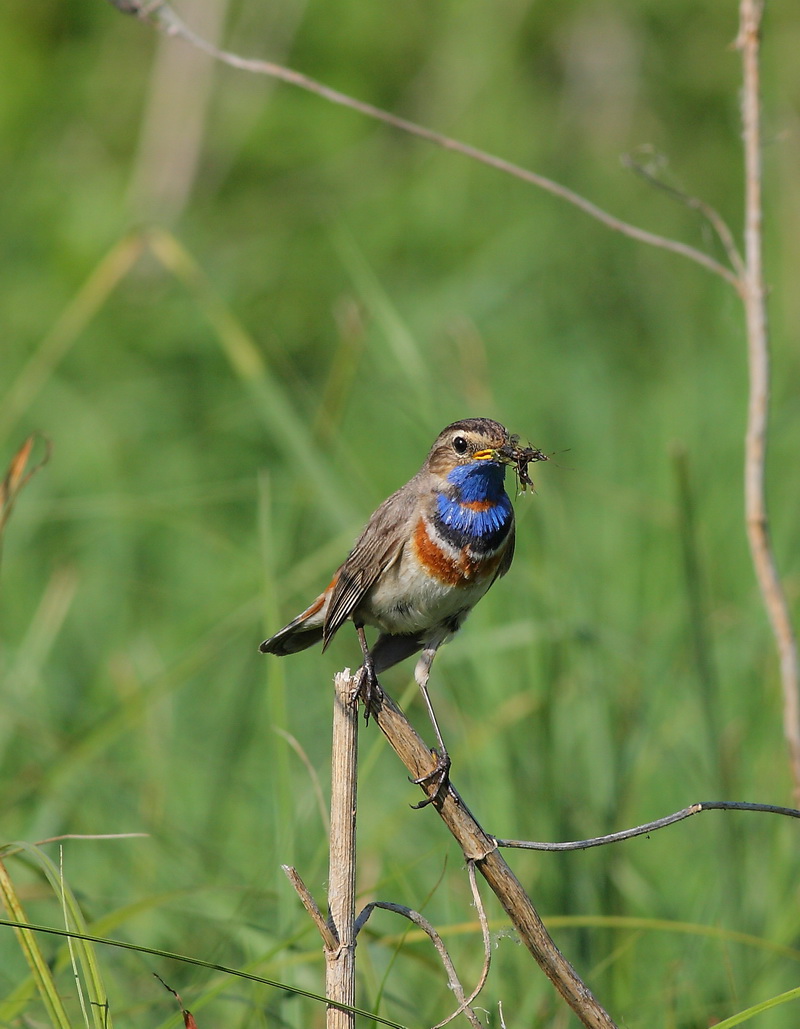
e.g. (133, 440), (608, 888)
(621, 152), (746, 280)
(154, 975), (197, 1029)
(282, 865), (339, 952)
(496, 800), (800, 852)
(736, 0), (800, 803)
(355, 900), (484, 1029)
(429, 860), (492, 1029)
(106, 0), (740, 289)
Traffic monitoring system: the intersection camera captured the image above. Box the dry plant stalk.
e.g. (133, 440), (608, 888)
(285, 670), (620, 1027)
(324, 672), (359, 1028)
(289, 682), (494, 1027)
(736, 0), (800, 801)
(283, 671), (359, 1027)
(364, 676), (618, 1029)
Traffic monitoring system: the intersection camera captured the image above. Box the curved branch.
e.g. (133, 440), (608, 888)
(106, 0), (740, 289)
(495, 800), (800, 853)
(621, 152), (745, 279)
(355, 898), (484, 1029)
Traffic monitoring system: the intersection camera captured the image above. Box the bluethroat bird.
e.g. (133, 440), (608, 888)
(260, 418), (546, 804)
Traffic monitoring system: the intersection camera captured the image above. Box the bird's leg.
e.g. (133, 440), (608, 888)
(353, 623), (381, 723)
(410, 645), (451, 808)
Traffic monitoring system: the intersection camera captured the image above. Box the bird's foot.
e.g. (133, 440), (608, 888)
(410, 748), (451, 809)
(351, 664), (382, 724)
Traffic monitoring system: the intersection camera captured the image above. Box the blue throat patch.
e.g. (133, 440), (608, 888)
(436, 462), (513, 542)
(446, 461), (506, 501)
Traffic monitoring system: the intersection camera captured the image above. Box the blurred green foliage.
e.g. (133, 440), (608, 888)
(0, 0), (799, 1025)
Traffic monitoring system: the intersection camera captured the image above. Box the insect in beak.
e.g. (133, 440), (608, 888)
(497, 438), (549, 491)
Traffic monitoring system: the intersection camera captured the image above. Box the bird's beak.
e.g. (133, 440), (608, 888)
(474, 447), (508, 463)
(474, 442), (521, 464)
(479, 445), (518, 465)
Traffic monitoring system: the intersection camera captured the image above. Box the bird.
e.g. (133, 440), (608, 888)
(260, 417), (537, 804)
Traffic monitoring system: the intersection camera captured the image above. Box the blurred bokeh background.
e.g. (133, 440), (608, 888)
(1, 0), (799, 1025)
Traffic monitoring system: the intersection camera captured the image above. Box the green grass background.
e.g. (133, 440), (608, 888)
(1, 0), (799, 1025)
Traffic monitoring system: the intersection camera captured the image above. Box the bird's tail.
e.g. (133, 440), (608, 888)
(259, 592), (327, 656)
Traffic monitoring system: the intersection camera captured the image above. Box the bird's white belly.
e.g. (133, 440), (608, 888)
(357, 549), (490, 635)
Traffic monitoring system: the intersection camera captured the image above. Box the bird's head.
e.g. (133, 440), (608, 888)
(424, 418), (511, 477)
(423, 418), (548, 496)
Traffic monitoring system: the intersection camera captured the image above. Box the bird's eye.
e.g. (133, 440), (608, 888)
(452, 436), (468, 455)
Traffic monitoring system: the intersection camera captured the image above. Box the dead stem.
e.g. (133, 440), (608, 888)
(736, 0), (800, 802)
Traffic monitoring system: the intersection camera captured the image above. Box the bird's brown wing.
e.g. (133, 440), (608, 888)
(322, 483), (419, 647)
(494, 516), (515, 581)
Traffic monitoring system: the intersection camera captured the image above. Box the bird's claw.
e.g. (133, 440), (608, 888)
(410, 749), (451, 809)
(351, 665), (381, 724)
